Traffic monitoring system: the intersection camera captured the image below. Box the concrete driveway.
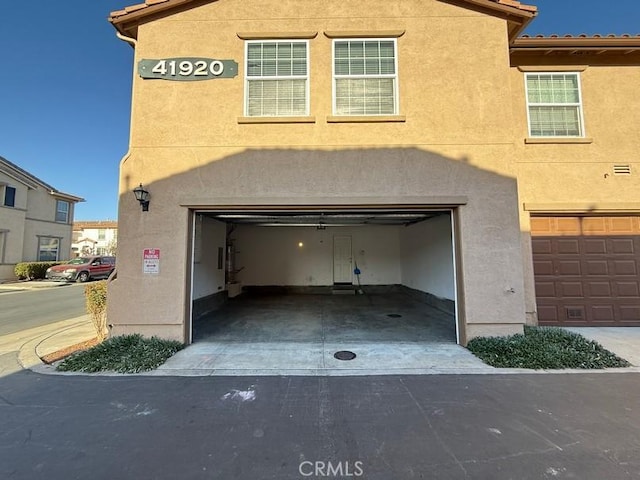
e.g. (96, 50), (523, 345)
(156, 293), (493, 376)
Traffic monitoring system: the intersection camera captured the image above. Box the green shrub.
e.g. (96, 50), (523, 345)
(467, 326), (631, 369)
(57, 334), (184, 373)
(85, 280), (108, 341)
(14, 261), (65, 280)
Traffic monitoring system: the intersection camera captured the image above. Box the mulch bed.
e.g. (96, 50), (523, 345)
(40, 337), (101, 364)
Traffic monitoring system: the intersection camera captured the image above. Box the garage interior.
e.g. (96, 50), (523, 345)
(179, 208), (484, 374)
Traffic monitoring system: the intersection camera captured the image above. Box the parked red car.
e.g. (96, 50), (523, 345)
(45, 256), (115, 283)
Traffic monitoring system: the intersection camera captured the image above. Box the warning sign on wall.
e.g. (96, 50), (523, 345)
(143, 248), (160, 275)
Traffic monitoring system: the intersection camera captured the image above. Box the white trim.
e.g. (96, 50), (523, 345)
(36, 235), (62, 261)
(188, 211), (196, 344)
(332, 38), (399, 116)
(524, 71), (586, 138)
(244, 39), (310, 117)
(55, 199), (70, 224)
(450, 209), (460, 345)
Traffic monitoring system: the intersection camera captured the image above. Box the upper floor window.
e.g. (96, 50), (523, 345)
(98, 229), (106, 241)
(333, 39), (398, 116)
(525, 73), (584, 137)
(3, 186), (16, 207)
(245, 40), (309, 117)
(55, 200), (70, 223)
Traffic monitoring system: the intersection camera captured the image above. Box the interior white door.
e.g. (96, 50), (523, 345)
(333, 235), (353, 284)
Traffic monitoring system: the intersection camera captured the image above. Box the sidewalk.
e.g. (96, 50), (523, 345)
(0, 279), (72, 292)
(3, 315), (96, 370)
(18, 321), (640, 376)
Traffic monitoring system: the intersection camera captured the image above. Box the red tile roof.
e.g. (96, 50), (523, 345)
(109, 0), (537, 22)
(73, 221), (118, 230)
(522, 34), (640, 39)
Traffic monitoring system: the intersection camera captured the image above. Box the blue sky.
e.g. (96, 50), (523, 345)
(1, 1), (639, 221)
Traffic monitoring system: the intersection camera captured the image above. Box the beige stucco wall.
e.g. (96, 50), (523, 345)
(21, 188), (75, 262)
(107, 0), (568, 342)
(508, 59), (640, 323)
(0, 172), (76, 279)
(1, 173), (28, 279)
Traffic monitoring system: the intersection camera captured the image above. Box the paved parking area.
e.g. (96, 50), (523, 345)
(155, 293), (493, 376)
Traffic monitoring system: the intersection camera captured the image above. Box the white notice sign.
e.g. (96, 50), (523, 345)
(143, 248), (160, 275)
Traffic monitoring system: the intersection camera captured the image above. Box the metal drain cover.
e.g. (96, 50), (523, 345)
(334, 351), (356, 361)
(387, 313), (402, 318)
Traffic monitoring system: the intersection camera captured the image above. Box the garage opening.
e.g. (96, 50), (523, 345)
(188, 208), (459, 351)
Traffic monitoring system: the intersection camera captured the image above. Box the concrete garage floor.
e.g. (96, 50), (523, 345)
(155, 292), (493, 376)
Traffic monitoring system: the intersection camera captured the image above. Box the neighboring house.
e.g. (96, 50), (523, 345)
(107, 0), (640, 344)
(72, 221), (118, 257)
(0, 156), (83, 281)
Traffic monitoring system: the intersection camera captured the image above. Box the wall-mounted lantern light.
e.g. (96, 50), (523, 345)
(133, 183), (150, 211)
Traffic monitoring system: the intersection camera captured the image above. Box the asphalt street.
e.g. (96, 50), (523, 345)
(0, 352), (639, 480)
(0, 284), (85, 336)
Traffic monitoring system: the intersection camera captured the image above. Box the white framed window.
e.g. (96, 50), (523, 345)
(245, 40), (309, 117)
(55, 200), (69, 223)
(38, 236), (60, 261)
(98, 229), (106, 241)
(333, 38), (398, 116)
(525, 72), (585, 137)
(3, 185), (16, 207)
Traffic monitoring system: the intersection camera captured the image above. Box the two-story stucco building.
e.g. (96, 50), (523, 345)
(0, 156), (83, 281)
(72, 220), (118, 257)
(106, 0), (640, 347)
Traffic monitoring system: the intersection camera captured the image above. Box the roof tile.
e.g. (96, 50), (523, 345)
(521, 34), (640, 39)
(109, 0), (537, 21)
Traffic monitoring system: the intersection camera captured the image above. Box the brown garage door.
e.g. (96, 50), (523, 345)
(531, 216), (640, 326)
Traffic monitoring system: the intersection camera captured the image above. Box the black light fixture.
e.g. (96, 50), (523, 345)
(133, 183), (150, 211)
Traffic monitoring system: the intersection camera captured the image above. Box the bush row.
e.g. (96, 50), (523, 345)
(14, 261), (66, 280)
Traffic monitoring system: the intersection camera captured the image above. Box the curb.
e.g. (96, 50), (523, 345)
(0, 281), (73, 291)
(17, 316), (95, 371)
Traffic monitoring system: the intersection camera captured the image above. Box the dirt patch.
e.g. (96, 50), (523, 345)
(40, 337), (101, 364)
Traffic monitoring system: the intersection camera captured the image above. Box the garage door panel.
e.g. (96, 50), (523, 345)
(588, 282), (611, 297)
(532, 216), (640, 327)
(610, 217), (635, 233)
(584, 239), (607, 254)
(582, 217), (607, 234)
(532, 238), (553, 254)
(556, 218), (581, 234)
(535, 281), (556, 297)
(558, 260), (581, 275)
(537, 305), (559, 323)
(592, 305), (615, 322)
(530, 217), (553, 234)
(586, 260), (608, 275)
(616, 282), (640, 297)
(560, 282), (583, 297)
(613, 260), (637, 275)
(620, 305), (640, 322)
(533, 260), (554, 275)
(565, 305), (586, 321)
(611, 238), (635, 254)
(557, 239), (580, 254)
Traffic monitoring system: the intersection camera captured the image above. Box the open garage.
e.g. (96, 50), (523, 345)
(187, 208), (461, 370)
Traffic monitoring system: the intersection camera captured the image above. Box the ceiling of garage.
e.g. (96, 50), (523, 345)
(203, 211), (448, 227)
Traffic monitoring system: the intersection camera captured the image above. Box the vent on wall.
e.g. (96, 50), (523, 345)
(613, 164), (632, 175)
(566, 308), (584, 320)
